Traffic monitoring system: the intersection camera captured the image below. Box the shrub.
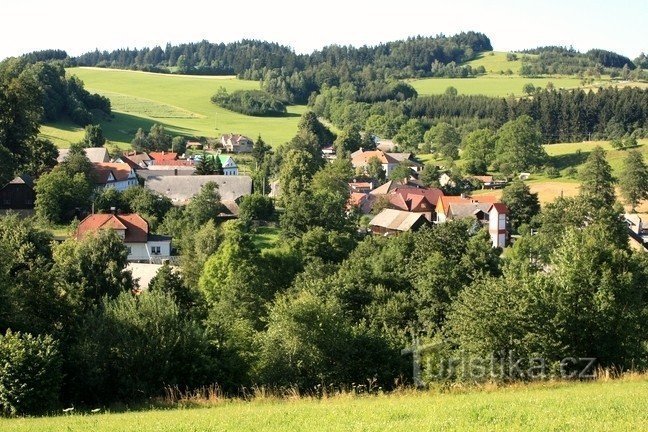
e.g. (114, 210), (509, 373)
(0, 331), (62, 416)
(211, 88), (287, 116)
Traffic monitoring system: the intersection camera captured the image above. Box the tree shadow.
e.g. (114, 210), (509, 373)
(550, 150), (590, 170)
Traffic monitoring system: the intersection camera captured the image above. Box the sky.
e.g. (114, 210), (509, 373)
(2, 0), (647, 60)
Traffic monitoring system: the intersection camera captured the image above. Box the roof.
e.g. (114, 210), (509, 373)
(392, 187), (444, 209)
(351, 150), (399, 166)
(186, 141), (203, 148)
(57, 147), (109, 163)
(449, 202), (491, 219)
(137, 169), (196, 180)
(151, 159), (194, 167)
(149, 152), (178, 162)
(370, 180), (420, 196)
(370, 209), (428, 232)
(92, 163), (135, 184)
(76, 213), (149, 243)
(471, 175), (494, 183)
(221, 134), (252, 144)
(144, 175), (252, 204)
(489, 203), (509, 214)
(5, 174), (33, 188)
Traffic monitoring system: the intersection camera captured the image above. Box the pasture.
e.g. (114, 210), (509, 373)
(42, 67), (307, 148)
(1, 377), (646, 432)
(464, 50), (526, 74)
(409, 75), (585, 97)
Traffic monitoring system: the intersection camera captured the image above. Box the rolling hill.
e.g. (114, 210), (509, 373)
(41, 67), (308, 149)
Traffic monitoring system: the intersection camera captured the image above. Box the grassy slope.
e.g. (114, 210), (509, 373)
(42, 67), (307, 148)
(2, 378), (647, 431)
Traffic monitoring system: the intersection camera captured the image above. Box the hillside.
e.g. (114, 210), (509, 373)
(40, 67), (307, 148)
(1, 377), (646, 431)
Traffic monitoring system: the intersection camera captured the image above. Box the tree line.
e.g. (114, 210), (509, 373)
(312, 85), (648, 145)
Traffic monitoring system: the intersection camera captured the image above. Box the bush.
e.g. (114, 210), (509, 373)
(0, 331), (62, 416)
(545, 166), (560, 178)
(211, 88), (287, 116)
(69, 291), (217, 403)
(238, 194), (275, 223)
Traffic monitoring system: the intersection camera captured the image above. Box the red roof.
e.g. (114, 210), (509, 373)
(92, 163), (134, 184)
(76, 213), (149, 243)
(151, 159), (194, 166)
(392, 187), (443, 207)
(149, 152), (178, 162)
(489, 203), (508, 214)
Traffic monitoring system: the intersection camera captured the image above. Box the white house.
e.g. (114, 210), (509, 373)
(92, 163), (139, 191)
(221, 134), (253, 153)
(488, 203), (508, 248)
(218, 155), (239, 175)
(76, 213), (172, 262)
(351, 149), (399, 177)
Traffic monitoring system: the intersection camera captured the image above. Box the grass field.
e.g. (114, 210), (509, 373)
(41, 67), (307, 148)
(1, 377), (646, 431)
(409, 75), (586, 97)
(464, 51), (526, 75)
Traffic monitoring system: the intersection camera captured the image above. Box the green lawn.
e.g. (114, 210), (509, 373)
(409, 75), (586, 97)
(42, 67), (307, 148)
(464, 51), (527, 75)
(252, 225), (281, 251)
(2, 377), (646, 431)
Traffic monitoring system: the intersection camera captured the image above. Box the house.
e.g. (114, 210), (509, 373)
(322, 145), (337, 161)
(116, 152), (151, 170)
(76, 213), (172, 262)
(221, 134), (253, 153)
(435, 195), (497, 223)
(186, 141), (203, 150)
(351, 149), (400, 177)
(387, 187), (444, 221)
(370, 179), (422, 197)
(624, 213), (648, 251)
(144, 175), (252, 214)
(369, 209), (430, 235)
(348, 192), (377, 214)
(488, 203), (508, 248)
(148, 152), (179, 164)
(387, 152), (424, 172)
(92, 163), (139, 191)
(469, 175), (508, 190)
(57, 147), (110, 164)
(0, 174), (35, 211)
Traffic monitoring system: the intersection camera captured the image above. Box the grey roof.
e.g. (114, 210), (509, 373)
(144, 175), (252, 204)
(138, 168), (196, 180)
(448, 202), (491, 219)
(370, 209), (427, 232)
(7, 174), (33, 188)
(57, 147), (110, 163)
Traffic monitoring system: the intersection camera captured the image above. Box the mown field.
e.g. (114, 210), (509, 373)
(1, 377), (646, 432)
(409, 74), (585, 97)
(41, 67), (307, 148)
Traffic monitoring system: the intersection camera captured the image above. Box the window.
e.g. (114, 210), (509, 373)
(151, 246), (161, 255)
(126, 246), (132, 255)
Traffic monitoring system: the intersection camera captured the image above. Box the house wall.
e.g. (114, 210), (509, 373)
(0, 184), (35, 209)
(488, 209), (507, 248)
(125, 240), (172, 261)
(103, 178), (138, 192)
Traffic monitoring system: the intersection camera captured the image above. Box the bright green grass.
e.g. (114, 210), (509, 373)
(409, 75), (586, 97)
(464, 51), (527, 75)
(41, 67), (307, 149)
(2, 378), (646, 431)
(252, 226), (281, 251)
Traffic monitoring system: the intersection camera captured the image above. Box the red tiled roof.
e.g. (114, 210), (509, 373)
(392, 187), (443, 209)
(352, 150), (399, 166)
(489, 203), (508, 214)
(92, 163), (134, 184)
(149, 152), (178, 162)
(76, 213), (149, 243)
(151, 160), (194, 166)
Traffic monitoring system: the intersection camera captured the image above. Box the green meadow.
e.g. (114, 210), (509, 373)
(1, 377), (646, 432)
(42, 67), (307, 148)
(409, 75), (585, 97)
(464, 50), (526, 74)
